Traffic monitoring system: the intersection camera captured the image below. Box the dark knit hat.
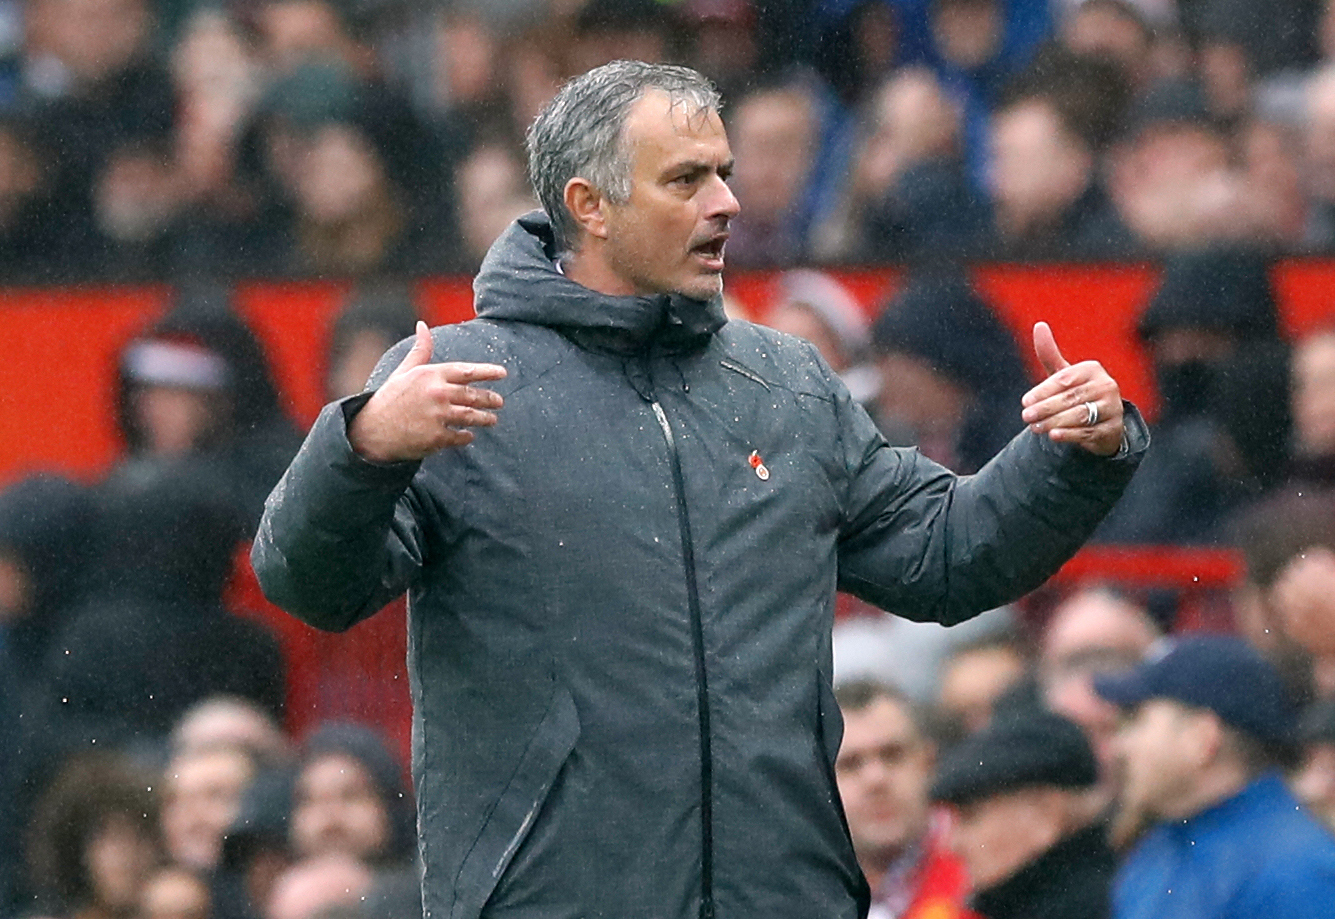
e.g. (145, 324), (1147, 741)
(1093, 635), (1296, 745)
(871, 268), (1028, 396)
(1137, 250), (1279, 342)
(931, 708), (1098, 805)
(301, 721), (417, 864)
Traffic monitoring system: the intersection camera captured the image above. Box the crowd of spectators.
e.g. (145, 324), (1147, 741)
(7, 0), (1335, 917)
(6, 0), (1335, 281)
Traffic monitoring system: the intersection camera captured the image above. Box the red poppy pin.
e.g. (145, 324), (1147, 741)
(749, 450), (770, 481)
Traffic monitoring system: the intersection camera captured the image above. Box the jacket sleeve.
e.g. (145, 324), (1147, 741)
(250, 392), (427, 632)
(836, 384), (1149, 625)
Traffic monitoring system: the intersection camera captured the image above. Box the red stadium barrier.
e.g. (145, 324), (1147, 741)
(1, 260), (1323, 747)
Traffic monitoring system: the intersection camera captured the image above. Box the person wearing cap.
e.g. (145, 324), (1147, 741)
(1094, 635), (1335, 919)
(931, 706), (1116, 919)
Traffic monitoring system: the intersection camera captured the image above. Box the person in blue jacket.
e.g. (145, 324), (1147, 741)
(1096, 635), (1335, 919)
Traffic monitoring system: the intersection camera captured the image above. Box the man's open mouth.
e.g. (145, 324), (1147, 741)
(691, 234), (728, 268)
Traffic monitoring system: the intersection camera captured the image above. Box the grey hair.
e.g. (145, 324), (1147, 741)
(526, 60), (722, 252)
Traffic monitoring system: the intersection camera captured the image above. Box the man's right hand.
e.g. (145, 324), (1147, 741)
(349, 321), (507, 463)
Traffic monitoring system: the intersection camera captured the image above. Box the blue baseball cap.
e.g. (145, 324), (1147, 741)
(1092, 635), (1296, 744)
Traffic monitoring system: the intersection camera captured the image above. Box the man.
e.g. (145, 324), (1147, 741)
(1094, 635), (1335, 919)
(253, 60), (1146, 919)
(835, 680), (979, 919)
(931, 707), (1116, 919)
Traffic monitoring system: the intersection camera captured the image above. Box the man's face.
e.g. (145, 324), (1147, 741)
(161, 748), (255, 871)
(598, 90), (740, 301)
(291, 753), (391, 861)
(1112, 698), (1205, 821)
(946, 787), (1065, 889)
(835, 696), (936, 867)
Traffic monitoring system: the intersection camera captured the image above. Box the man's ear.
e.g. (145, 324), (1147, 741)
(564, 177), (609, 241)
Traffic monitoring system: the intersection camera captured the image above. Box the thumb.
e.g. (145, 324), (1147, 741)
(389, 321), (434, 378)
(1033, 321), (1070, 377)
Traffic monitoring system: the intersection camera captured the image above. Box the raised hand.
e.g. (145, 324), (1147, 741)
(1020, 321), (1124, 456)
(349, 321), (507, 463)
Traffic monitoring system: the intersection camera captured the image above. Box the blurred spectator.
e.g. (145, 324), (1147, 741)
(0, 475), (96, 696)
(869, 267), (1030, 473)
(932, 707), (1113, 919)
(935, 635), (1030, 737)
(214, 766), (296, 919)
(289, 723), (415, 870)
(264, 855), (371, 919)
(1293, 698), (1335, 832)
(249, 0), (377, 78)
(1035, 589), (1160, 793)
(763, 269), (880, 404)
(813, 0), (902, 107)
(681, 0), (761, 103)
(833, 605), (1018, 704)
(725, 74), (826, 267)
(25, 751), (162, 919)
(165, 6), (274, 277)
(1195, 0), (1318, 124)
(834, 680), (978, 919)
(1057, 0), (1157, 92)
(115, 287), (302, 527)
(986, 57), (1135, 259)
(87, 134), (184, 279)
(567, 0), (680, 76)
(161, 744), (260, 873)
(813, 67), (988, 262)
(323, 286), (419, 403)
(22, 0), (175, 275)
(1233, 490), (1335, 702)
(0, 475), (95, 913)
(925, 0), (1051, 189)
(1107, 80), (1241, 250)
(246, 59), (451, 278)
(453, 137), (539, 272)
(139, 864), (212, 919)
(1095, 635), (1335, 915)
(0, 113), (66, 280)
(169, 695), (294, 769)
(33, 459), (285, 765)
(1287, 327), (1335, 483)
(1096, 250), (1292, 543)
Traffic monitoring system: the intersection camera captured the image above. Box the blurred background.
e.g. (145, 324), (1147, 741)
(6, 1), (1335, 918)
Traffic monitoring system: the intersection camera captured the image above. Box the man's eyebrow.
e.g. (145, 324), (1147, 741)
(662, 158), (735, 178)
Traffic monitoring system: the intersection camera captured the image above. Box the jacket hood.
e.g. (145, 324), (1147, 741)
(473, 211), (727, 353)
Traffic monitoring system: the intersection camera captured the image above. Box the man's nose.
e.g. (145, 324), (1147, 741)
(707, 174), (740, 219)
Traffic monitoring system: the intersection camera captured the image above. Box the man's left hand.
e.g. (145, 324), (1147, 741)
(1021, 321), (1125, 457)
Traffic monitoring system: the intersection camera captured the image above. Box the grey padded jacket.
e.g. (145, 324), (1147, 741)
(252, 213), (1147, 919)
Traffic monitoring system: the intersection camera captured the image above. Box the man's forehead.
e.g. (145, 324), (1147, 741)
(845, 696), (919, 743)
(625, 89), (728, 150)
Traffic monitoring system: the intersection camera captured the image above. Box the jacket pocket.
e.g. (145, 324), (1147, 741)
(451, 679), (581, 919)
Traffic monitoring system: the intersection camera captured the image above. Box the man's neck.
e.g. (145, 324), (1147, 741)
(560, 246), (638, 297)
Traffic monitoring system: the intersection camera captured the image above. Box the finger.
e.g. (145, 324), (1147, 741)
(1022, 361), (1107, 415)
(438, 362), (508, 384)
(1033, 321), (1071, 378)
(440, 406), (501, 429)
(389, 321), (434, 379)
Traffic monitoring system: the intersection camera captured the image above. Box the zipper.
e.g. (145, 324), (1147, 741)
(650, 398), (716, 919)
